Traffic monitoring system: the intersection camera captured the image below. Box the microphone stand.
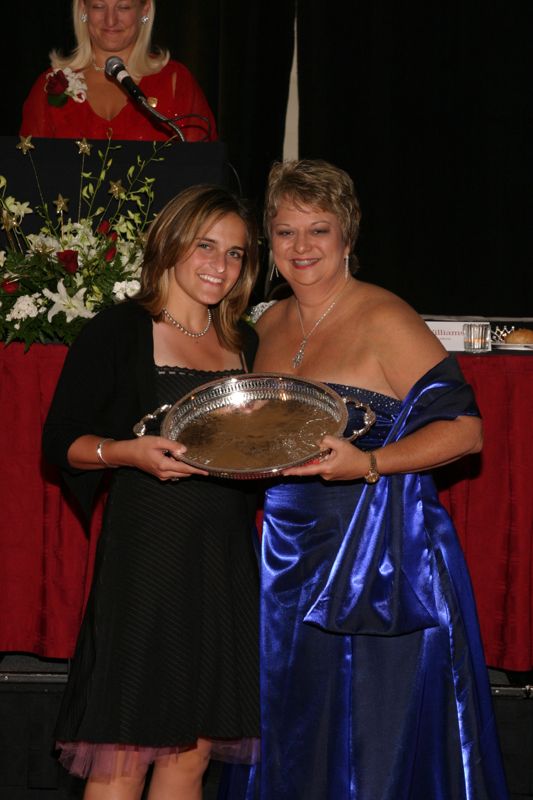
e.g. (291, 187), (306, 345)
(104, 57), (188, 142)
(137, 98), (186, 142)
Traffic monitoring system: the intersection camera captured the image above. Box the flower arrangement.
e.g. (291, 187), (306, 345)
(0, 135), (167, 348)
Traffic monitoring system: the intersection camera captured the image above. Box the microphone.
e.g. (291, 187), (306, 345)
(105, 56), (147, 105)
(104, 56), (185, 141)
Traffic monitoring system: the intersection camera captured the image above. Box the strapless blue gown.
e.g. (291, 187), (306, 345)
(219, 356), (509, 800)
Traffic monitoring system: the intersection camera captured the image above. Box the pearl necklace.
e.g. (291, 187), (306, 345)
(292, 280), (349, 368)
(162, 307), (212, 338)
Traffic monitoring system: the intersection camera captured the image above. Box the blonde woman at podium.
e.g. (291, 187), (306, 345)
(20, 0), (217, 142)
(42, 185), (260, 799)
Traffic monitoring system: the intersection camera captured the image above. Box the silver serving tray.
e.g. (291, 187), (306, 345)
(133, 373), (376, 479)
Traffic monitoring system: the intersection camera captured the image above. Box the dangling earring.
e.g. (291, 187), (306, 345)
(140, 14), (149, 24)
(269, 260), (279, 282)
(80, 11), (88, 22)
(344, 254), (350, 279)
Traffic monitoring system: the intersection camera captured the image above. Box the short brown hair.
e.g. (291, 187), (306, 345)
(135, 185), (259, 351)
(264, 159), (361, 255)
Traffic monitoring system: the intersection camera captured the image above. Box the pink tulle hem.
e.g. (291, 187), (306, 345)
(57, 737), (260, 780)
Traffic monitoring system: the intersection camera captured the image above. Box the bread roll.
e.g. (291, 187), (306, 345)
(504, 328), (533, 344)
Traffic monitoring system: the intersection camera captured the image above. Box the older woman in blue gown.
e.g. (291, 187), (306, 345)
(221, 158), (508, 800)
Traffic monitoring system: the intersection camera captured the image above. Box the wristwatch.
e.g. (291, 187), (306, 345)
(364, 451), (380, 484)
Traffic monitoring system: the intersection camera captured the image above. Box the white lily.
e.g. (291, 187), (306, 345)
(43, 279), (95, 323)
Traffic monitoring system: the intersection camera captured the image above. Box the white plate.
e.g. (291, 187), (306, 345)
(492, 342), (533, 350)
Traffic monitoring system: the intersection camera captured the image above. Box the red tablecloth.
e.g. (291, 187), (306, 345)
(439, 354), (533, 671)
(1, 344), (532, 670)
(0, 343), (104, 658)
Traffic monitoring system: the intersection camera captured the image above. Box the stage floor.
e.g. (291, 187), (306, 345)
(0, 655), (531, 800)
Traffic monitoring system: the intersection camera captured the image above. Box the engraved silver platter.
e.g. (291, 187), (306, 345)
(133, 373), (376, 479)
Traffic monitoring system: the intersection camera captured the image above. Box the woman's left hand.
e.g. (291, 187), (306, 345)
(282, 435), (369, 481)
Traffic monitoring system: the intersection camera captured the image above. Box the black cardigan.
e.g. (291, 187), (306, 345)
(42, 301), (259, 522)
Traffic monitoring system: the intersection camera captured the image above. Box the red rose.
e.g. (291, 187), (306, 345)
(108, 231), (118, 242)
(97, 220), (110, 235)
(57, 249), (79, 274)
(104, 245), (117, 262)
(45, 70), (68, 97)
(1, 279), (19, 294)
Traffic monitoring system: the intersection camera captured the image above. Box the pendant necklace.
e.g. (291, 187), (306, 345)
(92, 57), (128, 73)
(162, 307), (212, 338)
(292, 279), (349, 368)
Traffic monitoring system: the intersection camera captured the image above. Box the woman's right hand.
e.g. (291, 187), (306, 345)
(67, 434), (209, 480)
(116, 436), (209, 481)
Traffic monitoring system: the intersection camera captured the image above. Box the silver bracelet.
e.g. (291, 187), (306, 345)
(96, 438), (117, 468)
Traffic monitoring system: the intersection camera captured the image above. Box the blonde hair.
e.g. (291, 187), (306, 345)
(50, 0), (169, 76)
(264, 159), (362, 264)
(135, 185), (259, 352)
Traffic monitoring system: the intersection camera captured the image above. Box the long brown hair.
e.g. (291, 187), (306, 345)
(135, 185), (259, 351)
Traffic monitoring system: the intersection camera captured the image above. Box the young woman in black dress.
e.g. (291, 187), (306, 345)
(43, 185), (260, 800)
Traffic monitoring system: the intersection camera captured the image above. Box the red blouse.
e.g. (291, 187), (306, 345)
(20, 60), (217, 142)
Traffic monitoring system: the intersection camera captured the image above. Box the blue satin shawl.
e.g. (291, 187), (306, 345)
(305, 354), (479, 636)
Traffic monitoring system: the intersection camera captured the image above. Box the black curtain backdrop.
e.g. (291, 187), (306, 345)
(157, 0), (295, 206)
(297, 1), (533, 315)
(2, 1), (532, 315)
